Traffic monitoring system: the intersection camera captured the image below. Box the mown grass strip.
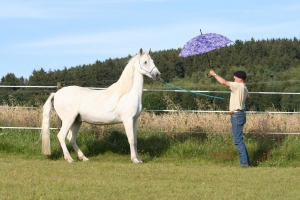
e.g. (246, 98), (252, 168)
(0, 153), (300, 199)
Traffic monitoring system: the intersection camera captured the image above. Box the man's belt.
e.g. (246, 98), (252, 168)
(230, 109), (244, 115)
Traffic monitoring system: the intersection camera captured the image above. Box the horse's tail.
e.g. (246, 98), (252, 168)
(41, 93), (55, 155)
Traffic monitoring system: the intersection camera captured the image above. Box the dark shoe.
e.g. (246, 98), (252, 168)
(240, 164), (249, 167)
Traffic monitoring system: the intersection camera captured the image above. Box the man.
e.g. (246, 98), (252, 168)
(209, 69), (250, 167)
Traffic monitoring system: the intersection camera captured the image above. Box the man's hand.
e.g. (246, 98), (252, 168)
(209, 69), (230, 87)
(209, 69), (216, 76)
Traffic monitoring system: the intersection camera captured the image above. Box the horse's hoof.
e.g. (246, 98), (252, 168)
(132, 158), (143, 164)
(80, 156), (89, 161)
(65, 157), (74, 163)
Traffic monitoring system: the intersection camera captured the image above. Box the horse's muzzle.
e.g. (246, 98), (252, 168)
(152, 72), (161, 81)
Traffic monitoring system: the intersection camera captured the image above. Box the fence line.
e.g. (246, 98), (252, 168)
(144, 88), (300, 95)
(0, 86), (57, 88)
(146, 110), (300, 114)
(1, 85), (300, 95)
(0, 126), (299, 135)
(1, 85), (300, 134)
(0, 106), (39, 109)
(0, 127), (57, 130)
(1, 106), (300, 114)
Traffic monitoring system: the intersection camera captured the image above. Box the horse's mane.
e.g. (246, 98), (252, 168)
(106, 54), (137, 95)
(100, 53), (140, 110)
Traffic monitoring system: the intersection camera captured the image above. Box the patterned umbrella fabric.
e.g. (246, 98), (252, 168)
(179, 33), (232, 57)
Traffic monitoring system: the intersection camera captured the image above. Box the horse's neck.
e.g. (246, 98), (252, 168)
(131, 70), (144, 95)
(98, 57), (143, 111)
(119, 58), (144, 96)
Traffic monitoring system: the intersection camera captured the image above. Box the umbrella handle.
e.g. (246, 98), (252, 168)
(206, 74), (213, 78)
(206, 67), (214, 78)
(205, 53), (213, 78)
(200, 29), (215, 78)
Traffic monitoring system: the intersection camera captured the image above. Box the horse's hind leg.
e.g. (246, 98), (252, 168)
(67, 120), (89, 161)
(57, 120), (75, 163)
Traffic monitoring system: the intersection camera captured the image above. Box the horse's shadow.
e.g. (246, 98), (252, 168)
(48, 129), (283, 165)
(80, 129), (208, 162)
(48, 130), (173, 162)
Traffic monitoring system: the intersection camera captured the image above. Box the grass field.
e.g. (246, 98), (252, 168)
(1, 153), (300, 200)
(1, 108), (300, 199)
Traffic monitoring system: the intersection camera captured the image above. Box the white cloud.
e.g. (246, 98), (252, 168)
(0, 1), (98, 19)
(0, 0), (178, 19)
(11, 17), (299, 58)
(0, 2), (46, 18)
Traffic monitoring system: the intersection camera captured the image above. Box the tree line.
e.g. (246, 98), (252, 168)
(1, 37), (300, 111)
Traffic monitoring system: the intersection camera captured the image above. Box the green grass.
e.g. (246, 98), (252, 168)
(1, 153), (300, 199)
(1, 129), (300, 199)
(1, 129), (300, 167)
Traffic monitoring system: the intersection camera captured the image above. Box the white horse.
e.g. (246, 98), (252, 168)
(41, 48), (161, 163)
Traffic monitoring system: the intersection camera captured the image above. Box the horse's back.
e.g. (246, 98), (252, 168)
(55, 86), (91, 105)
(54, 86), (95, 117)
(53, 86), (122, 124)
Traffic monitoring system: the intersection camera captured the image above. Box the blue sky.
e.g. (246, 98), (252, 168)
(1, 0), (299, 79)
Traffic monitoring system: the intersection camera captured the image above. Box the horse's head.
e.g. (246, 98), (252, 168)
(136, 48), (161, 81)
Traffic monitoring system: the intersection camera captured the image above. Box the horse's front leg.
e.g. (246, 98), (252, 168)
(123, 118), (142, 163)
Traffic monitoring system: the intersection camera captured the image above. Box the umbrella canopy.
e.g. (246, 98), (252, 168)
(179, 33), (232, 57)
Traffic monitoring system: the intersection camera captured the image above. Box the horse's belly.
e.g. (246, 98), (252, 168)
(79, 112), (122, 125)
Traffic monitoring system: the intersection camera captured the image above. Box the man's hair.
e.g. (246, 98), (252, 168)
(234, 71), (247, 80)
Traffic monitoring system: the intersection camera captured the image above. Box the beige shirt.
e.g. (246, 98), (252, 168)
(229, 82), (248, 112)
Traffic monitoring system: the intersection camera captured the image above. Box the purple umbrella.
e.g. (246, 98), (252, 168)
(179, 33), (232, 57)
(179, 30), (232, 77)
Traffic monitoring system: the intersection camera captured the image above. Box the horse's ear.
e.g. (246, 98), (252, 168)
(139, 48), (143, 55)
(148, 48), (151, 54)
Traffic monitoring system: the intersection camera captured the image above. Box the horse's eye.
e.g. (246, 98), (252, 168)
(144, 61), (147, 65)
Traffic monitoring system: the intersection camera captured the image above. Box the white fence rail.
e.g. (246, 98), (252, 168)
(1, 85), (300, 95)
(0, 85), (299, 134)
